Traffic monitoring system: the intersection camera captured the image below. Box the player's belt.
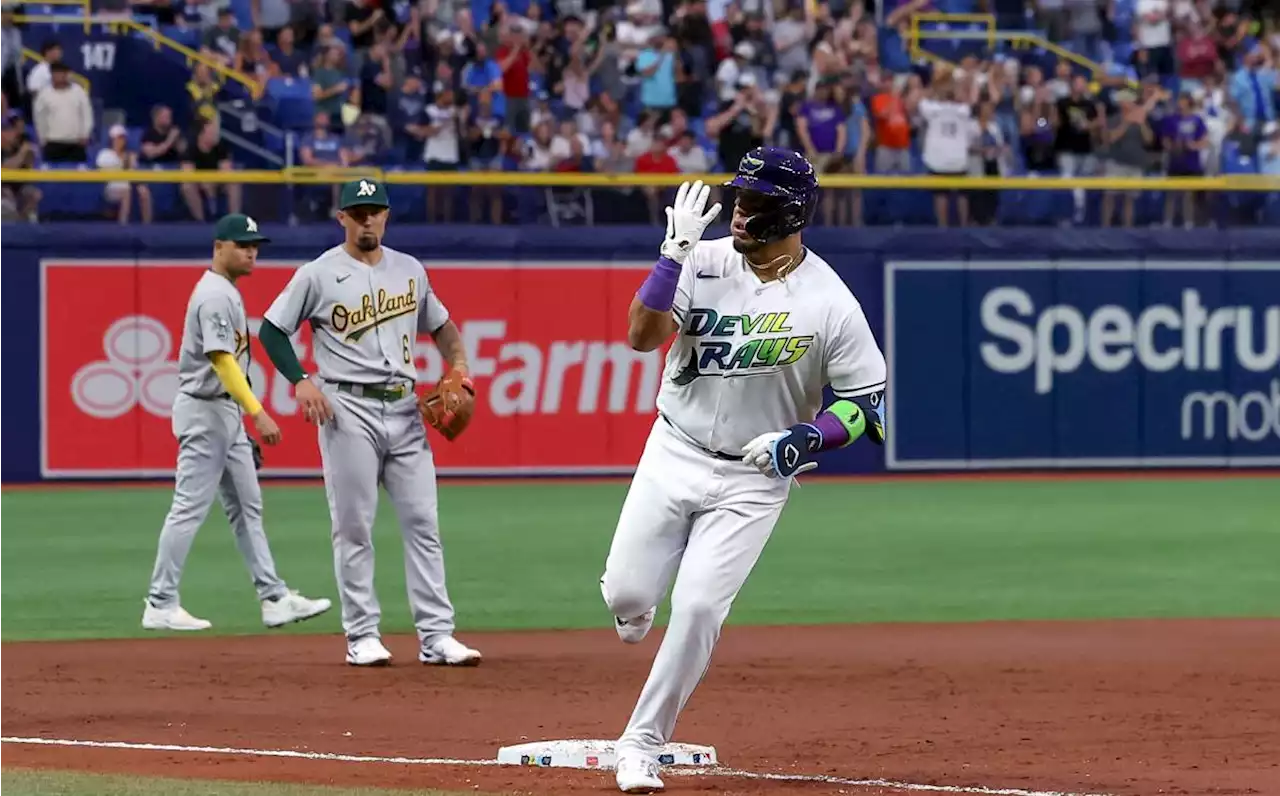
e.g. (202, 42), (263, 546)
(334, 381), (411, 401)
(660, 414), (743, 462)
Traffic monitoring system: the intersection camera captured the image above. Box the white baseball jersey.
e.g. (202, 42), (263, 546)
(919, 99), (973, 174)
(177, 270), (251, 399)
(264, 244), (450, 384)
(657, 237), (886, 454)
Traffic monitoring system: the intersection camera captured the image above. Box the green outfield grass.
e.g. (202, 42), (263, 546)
(2, 477), (1276, 642)
(0, 770), (481, 796)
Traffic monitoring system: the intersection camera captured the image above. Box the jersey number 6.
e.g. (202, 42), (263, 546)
(401, 335), (412, 365)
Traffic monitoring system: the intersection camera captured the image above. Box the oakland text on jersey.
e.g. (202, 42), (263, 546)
(677, 308), (815, 382)
(330, 278), (419, 342)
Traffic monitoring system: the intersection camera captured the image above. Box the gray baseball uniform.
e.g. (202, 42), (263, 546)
(263, 244), (458, 647)
(147, 270), (289, 608)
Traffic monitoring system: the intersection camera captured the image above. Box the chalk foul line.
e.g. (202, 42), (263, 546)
(0, 736), (1113, 796)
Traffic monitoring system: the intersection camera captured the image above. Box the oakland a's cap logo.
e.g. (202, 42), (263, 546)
(357, 180), (377, 197)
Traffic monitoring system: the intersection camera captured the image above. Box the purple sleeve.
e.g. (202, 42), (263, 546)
(636, 256), (683, 313)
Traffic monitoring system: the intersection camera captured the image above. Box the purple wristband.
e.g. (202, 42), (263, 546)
(810, 413), (852, 452)
(636, 256), (683, 312)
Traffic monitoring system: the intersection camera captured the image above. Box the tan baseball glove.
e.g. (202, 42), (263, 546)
(418, 367), (476, 441)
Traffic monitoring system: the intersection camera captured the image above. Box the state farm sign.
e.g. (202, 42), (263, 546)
(40, 259), (662, 477)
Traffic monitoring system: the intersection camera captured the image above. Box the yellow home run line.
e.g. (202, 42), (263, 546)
(0, 736), (1113, 796)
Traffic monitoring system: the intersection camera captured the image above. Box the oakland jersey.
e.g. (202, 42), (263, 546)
(657, 237), (886, 454)
(263, 245), (449, 384)
(177, 270), (252, 399)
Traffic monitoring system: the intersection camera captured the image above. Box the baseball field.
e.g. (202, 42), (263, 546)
(2, 474), (1278, 796)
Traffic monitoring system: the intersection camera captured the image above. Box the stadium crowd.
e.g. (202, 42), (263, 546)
(2, 0), (1279, 226)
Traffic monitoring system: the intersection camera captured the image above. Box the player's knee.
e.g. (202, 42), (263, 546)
(599, 575), (652, 619)
(671, 594), (728, 629)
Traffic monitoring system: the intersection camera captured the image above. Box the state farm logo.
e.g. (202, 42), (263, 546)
(71, 315), (180, 419)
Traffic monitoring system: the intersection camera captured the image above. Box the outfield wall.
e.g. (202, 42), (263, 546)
(3, 224), (1278, 482)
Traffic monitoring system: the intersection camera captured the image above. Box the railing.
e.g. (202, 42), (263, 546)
(20, 46), (91, 91)
(907, 12), (1138, 88)
(21, 0), (94, 31)
(12, 14), (262, 99)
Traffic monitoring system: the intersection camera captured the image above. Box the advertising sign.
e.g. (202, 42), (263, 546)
(41, 260), (663, 477)
(887, 260), (1280, 469)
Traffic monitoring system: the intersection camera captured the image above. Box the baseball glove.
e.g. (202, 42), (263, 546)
(419, 368), (476, 441)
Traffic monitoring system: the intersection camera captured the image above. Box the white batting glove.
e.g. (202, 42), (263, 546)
(659, 179), (722, 264)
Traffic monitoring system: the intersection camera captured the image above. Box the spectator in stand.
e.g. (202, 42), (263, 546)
(634, 133), (679, 224)
(354, 41), (393, 122)
(313, 23), (350, 66)
(271, 26), (310, 78)
(669, 130), (709, 173)
(344, 111), (391, 166)
(1259, 121), (1280, 175)
(1020, 84), (1059, 175)
(254, 0), (294, 44)
(467, 89), (505, 223)
(2, 113), (41, 222)
(714, 71), (771, 169)
(636, 31), (678, 115)
(969, 99), (1011, 226)
(496, 25), (533, 133)
(1067, 0), (1105, 62)
(311, 44), (351, 125)
(870, 70), (913, 174)
(393, 69), (428, 160)
(773, 2), (813, 81)
(1055, 74), (1102, 224)
(203, 8), (240, 66)
(1214, 10), (1251, 71)
(796, 74), (846, 225)
(716, 41), (756, 103)
(551, 118), (590, 167)
(299, 111), (350, 216)
(1134, 0), (1174, 76)
(1100, 88), (1155, 228)
(140, 104), (187, 164)
(1230, 44), (1277, 134)
(592, 120), (632, 173)
(919, 75), (973, 228)
(1035, 0), (1070, 42)
(187, 63), (223, 129)
(1163, 92), (1209, 227)
(34, 63), (93, 163)
(96, 124), (153, 224)
(462, 41), (505, 118)
(238, 29), (273, 83)
(521, 119), (555, 171)
(1178, 19), (1221, 95)
(553, 133), (592, 173)
(830, 74), (870, 227)
(25, 39), (62, 99)
(415, 86), (462, 221)
(345, 0), (383, 53)
(1, 10), (21, 112)
(180, 119), (239, 221)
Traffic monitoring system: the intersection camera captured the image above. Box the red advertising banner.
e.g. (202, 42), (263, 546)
(41, 259), (662, 477)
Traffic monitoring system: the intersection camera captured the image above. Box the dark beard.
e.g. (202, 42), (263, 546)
(356, 234), (379, 252)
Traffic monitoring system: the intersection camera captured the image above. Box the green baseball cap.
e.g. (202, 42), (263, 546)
(214, 213), (270, 243)
(338, 177), (391, 210)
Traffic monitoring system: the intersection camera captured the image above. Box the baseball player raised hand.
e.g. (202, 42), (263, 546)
(603, 148), (887, 794)
(659, 180), (722, 264)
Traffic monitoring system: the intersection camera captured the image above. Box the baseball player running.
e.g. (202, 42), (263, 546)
(258, 178), (482, 667)
(602, 148), (888, 793)
(143, 214), (333, 632)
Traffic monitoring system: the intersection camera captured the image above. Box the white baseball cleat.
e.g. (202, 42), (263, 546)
(614, 608), (656, 644)
(615, 753), (665, 793)
(262, 590), (333, 628)
(419, 635), (483, 666)
(141, 601), (212, 631)
(346, 636), (393, 666)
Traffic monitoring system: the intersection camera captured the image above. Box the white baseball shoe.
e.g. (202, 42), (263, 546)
(262, 590), (333, 628)
(419, 635), (483, 666)
(614, 608), (656, 644)
(141, 600), (212, 631)
(615, 753), (664, 793)
(346, 636), (393, 666)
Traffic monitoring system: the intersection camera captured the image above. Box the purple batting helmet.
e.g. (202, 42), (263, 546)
(724, 146), (819, 243)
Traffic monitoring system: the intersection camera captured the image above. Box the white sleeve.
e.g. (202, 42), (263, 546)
(263, 264), (321, 335)
(825, 300), (887, 399)
(417, 272), (451, 334)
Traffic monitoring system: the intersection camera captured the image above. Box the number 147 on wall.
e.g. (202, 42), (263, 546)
(80, 42), (116, 71)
